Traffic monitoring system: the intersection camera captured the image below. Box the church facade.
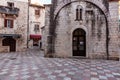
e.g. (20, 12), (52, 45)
(43, 0), (119, 60)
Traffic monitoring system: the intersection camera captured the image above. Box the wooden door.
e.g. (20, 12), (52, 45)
(73, 29), (86, 56)
(2, 38), (16, 52)
(10, 38), (16, 52)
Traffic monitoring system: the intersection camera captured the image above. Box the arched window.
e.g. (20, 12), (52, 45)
(76, 5), (83, 21)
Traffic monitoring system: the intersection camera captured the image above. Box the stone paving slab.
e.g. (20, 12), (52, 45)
(0, 49), (119, 80)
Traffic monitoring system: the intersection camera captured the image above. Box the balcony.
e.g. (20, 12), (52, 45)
(0, 6), (19, 16)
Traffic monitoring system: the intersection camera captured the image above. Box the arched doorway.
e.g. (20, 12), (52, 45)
(2, 38), (16, 52)
(73, 28), (86, 56)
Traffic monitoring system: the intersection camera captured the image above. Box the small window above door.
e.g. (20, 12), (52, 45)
(35, 10), (40, 16)
(75, 5), (83, 21)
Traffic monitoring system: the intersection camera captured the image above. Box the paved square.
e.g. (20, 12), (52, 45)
(0, 48), (119, 80)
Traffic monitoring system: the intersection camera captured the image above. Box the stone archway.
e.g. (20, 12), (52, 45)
(2, 38), (16, 52)
(54, 0), (108, 19)
(47, 0), (109, 59)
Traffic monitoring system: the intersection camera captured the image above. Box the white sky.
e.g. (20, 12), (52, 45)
(39, 0), (51, 4)
(31, 0), (51, 5)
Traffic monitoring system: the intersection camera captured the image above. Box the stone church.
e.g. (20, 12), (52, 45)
(43, 0), (119, 60)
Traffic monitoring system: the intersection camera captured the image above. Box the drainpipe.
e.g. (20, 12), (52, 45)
(106, 1), (109, 60)
(106, 21), (109, 60)
(27, 0), (30, 48)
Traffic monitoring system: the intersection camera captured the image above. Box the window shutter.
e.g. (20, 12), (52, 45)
(35, 10), (36, 15)
(37, 25), (39, 31)
(11, 20), (14, 28)
(4, 19), (7, 27)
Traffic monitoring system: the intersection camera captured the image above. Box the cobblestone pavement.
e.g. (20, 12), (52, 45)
(0, 48), (119, 80)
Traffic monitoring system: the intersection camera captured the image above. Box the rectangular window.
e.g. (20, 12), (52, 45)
(7, 2), (14, 8)
(4, 19), (14, 28)
(35, 10), (40, 16)
(34, 24), (39, 32)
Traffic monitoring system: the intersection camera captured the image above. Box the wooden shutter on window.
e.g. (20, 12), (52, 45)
(4, 19), (7, 27)
(11, 20), (14, 28)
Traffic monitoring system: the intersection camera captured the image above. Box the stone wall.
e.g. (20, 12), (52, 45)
(42, 4), (51, 55)
(109, 1), (119, 60)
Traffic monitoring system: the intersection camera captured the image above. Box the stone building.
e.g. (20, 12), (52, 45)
(0, 0), (45, 52)
(28, 3), (45, 48)
(0, 0), (28, 52)
(43, 0), (119, 60)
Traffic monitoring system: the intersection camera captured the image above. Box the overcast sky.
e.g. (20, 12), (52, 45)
(39, 0), (51, 4)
